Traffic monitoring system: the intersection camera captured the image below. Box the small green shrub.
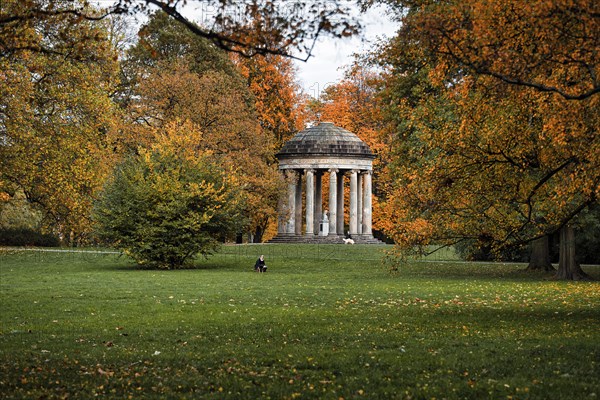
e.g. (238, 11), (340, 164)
(93, 124), (245, 269)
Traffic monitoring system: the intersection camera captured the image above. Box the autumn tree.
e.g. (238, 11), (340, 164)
(230, 51), (309, 240)
(316, 61), (385, 159)
(374, 0), (599, 279)
(372, 0), (599, 100)
(233, 53), (307, 147)
(310, 61), (388, 235)
(0, 188), (62, 246)
(121, 12), (280, 242)
(0, 0), (122, 243)
(0, 189), (42, 232)
(94, 121), (244, 269)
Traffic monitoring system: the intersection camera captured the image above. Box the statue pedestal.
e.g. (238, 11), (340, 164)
(319, 222), (329, 236)
(319, 212), (329, 236)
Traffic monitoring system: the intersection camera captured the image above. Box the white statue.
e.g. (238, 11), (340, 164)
(320, 210), (329, 236)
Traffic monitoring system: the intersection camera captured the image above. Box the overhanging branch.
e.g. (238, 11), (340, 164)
(484, 70), (600, 101)
(145, 0), (314, 61)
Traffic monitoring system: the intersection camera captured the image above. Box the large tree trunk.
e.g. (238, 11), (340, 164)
(555, 225), (592, 280)
(527, 235), (554, 271)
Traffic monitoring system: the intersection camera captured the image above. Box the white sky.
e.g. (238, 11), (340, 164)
(93, 1), (398, 97)
(172, 1), (399, 97)
(293, 5), (397, 98)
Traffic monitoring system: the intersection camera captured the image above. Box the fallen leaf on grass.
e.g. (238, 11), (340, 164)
(97, 367), (114, 377)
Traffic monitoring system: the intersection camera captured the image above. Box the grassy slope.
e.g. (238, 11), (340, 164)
(0, 245), (599, 399)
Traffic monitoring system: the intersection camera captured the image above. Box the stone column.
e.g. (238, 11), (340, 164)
(349, 169), (358, 235)
(305, 169), (315, 236)
(328, 169), (338, 235)
(363, 170), (373, 236)
(357, 172), (363, 235)
(286, 170), (297, 234)
(337, 171), (345, 235)
(295, 171), (303, 235)
(314, 171), (322, 235)
(277, 188), (286, 234)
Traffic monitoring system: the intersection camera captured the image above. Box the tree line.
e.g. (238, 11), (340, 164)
(1, 1), (307, 267)
(1, 0), (598, 277)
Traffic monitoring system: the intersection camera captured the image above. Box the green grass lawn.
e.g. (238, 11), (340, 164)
(1, 244), (599, 399)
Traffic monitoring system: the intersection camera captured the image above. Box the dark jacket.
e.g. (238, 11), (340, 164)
(254, 258), (265, 270)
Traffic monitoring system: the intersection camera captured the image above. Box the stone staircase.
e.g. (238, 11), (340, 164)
(267, 234), (384, 245)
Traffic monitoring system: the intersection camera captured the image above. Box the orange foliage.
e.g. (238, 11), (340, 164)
(376, 0), (600, 257)
(231, 52), (308, 239)
(317, 63), (386, 157)
(127, 55), (281, 242)
(313, 62), (388, 233)
(380, 73), (598, 256)
(232, 53), (308, 147)
(409, 0), (599, 100)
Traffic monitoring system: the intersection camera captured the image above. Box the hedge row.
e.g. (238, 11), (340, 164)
(0, 229), (60, 247)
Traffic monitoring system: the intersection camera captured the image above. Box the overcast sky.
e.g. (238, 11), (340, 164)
(94, 1), (397, 97)
(177, 1), (398, 98)
(293, 5), (397, 98)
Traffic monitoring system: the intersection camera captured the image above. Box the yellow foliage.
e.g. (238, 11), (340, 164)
(0, 2), (122, 243)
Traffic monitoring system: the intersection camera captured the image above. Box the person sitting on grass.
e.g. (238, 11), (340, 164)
(254, 255), (267, 273)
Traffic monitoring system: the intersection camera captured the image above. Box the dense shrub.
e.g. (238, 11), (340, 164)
(0, 228), (60, 247)
(454, 239), (528, 262)
(573, 204), (600, 264)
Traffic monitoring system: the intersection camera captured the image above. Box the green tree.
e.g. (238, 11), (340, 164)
(94, 121), (244, 269)
(121, 12), (280, 243)
(0, 189), (42, 231)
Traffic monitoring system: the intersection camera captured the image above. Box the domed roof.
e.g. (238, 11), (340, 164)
(276, 122), (374, 159)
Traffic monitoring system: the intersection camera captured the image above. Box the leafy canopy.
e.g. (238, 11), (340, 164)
(121, 12), (284, 243)
(0, 0), (122, 243)
(375, 0), (600, 272)
(1, 0), (360, 61)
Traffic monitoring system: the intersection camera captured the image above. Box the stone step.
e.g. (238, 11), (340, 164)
(267, 235), (384, 245)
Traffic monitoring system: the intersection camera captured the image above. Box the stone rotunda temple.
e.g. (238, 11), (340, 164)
(269, 122), (381, 244)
